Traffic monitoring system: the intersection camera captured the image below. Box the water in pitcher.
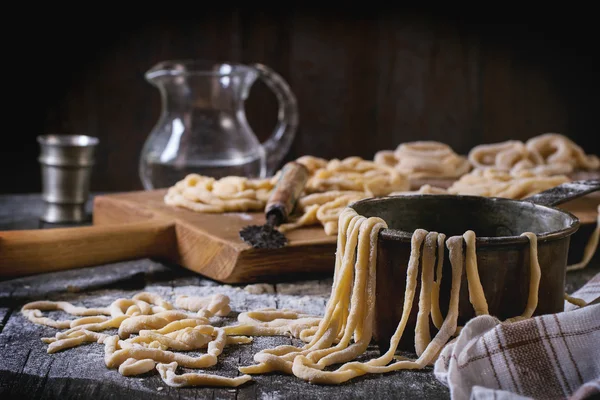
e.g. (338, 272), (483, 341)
(141, 152), (265, 189)
(139, 61), (298, 190)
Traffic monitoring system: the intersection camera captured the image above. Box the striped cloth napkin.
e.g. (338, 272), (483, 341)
(434, 272), (600, 400)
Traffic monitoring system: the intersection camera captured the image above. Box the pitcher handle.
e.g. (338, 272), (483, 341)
(252, 63), (299, 176)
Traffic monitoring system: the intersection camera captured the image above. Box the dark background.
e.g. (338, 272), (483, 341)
(4, 8), (599, 194)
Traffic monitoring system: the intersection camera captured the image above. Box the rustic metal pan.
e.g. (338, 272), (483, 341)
(349, 179), (600, 352)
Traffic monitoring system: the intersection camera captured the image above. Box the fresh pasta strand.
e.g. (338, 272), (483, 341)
(21, 301), (111, 329)
(564, 293), (588, 308)
(157, 362), (252, 388)
(567, 205), (600, 272)
(463, 231), (489, 316)
(504, 232), (541, 323)
(119, 358), (156, 376)
(430, 233), (447, 330)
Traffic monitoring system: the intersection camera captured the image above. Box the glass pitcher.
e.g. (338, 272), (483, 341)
(139, 60), (299, 190)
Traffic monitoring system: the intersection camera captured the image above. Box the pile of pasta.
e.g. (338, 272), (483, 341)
(165, 155), (410, 235)
(164, 174), (274, 213)
(372, 133), (598, 181)
(384, 133), (598, 199)
(421, 168), (571, 200)
(22, 292), (257, 387)
(373, 141), (472, 179)
(467, 133), (600, 175)
(164, 133), (598, 237)
(278, 161), (586, 236)
(162, 133), (599, 268)
(22, 207), (590, 387)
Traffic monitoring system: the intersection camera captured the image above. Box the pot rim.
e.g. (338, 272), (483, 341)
(349, 194), (580, 246)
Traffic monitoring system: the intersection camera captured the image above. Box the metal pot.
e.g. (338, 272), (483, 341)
(349, 180), (600, 352)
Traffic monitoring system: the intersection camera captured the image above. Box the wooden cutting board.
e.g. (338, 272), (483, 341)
(0, 189), (598, 284)
(93, 190), (337, 283)
(0, 190), (337, 284)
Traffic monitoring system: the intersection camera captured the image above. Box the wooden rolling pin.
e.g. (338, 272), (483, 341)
(0, 220), (176, 278)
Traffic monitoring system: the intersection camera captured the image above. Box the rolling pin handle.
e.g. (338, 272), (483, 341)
(265, 161), (310, 224)
(265, 204), (286, 227)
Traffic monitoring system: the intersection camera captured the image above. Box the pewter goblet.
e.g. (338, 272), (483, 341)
(37, 134), (99, 223)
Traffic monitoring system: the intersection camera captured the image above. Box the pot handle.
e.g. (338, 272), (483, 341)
(523, 179), (600, 207)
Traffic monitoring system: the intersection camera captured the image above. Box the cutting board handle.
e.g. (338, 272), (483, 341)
(0, 219), (176, 278)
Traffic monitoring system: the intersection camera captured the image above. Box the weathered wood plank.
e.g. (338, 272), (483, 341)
(0, 258), (195, 306)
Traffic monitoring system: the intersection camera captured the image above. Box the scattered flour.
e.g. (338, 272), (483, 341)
(229, 212), (253, 221)
(244, 283), (276, 294)
(260, 390), (285, 400)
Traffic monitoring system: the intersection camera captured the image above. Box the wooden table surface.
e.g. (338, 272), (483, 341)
(1, 193), (599, 400)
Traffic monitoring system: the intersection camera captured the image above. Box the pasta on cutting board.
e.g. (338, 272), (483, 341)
(165, 132), (598, 238)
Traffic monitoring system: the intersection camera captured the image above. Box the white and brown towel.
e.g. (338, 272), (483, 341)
(434, 273), (600, 400)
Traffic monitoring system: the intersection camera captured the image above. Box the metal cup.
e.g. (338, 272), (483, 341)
(37, 134), (99, 223)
